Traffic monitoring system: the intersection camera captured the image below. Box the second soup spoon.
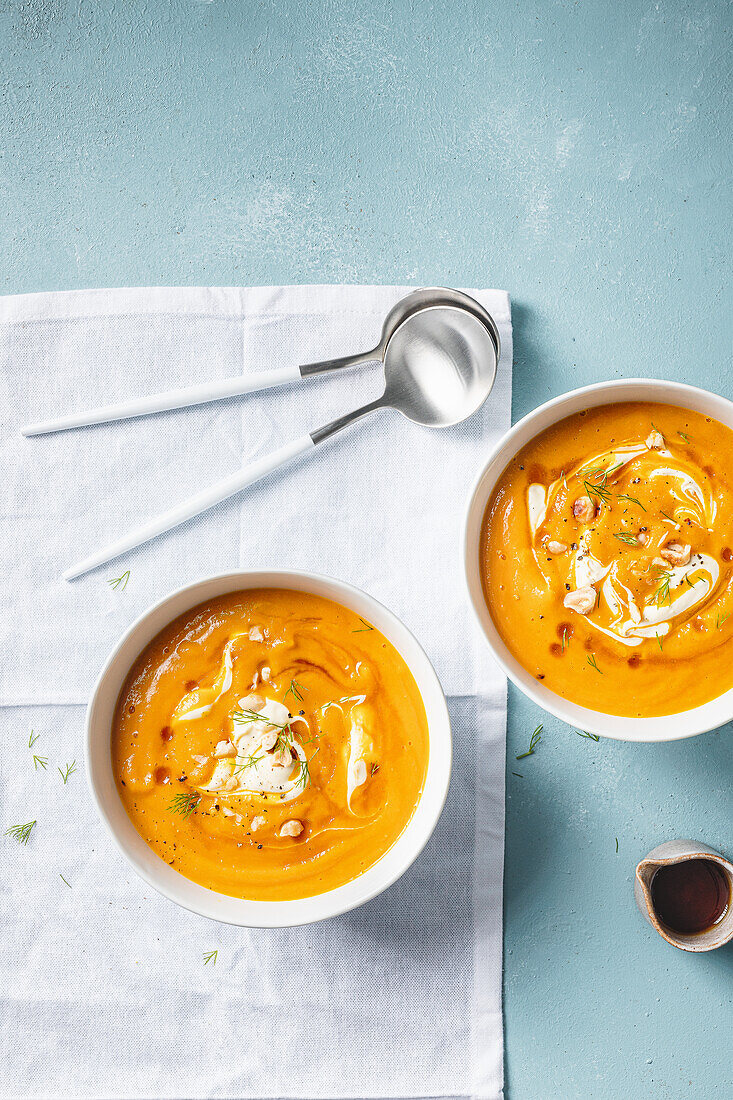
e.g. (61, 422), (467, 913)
(64, 299), (500, 579)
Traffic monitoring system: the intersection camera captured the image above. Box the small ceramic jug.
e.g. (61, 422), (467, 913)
(635, 839), (733, 952)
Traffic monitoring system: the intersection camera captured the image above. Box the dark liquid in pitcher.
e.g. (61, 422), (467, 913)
(651, 859), (730, 934)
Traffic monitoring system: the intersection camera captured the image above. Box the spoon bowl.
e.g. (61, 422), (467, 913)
(383, 303), (499, 427)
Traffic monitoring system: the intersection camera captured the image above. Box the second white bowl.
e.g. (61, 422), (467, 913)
(464, 378), (733, 742)
(86, 570), (452, 926)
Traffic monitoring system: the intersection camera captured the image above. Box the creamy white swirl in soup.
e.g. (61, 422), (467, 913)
(480, 403), (733, 716)
(113, 589), (429, 900)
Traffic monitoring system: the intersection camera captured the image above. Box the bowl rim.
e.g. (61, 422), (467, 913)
(86, 568), (452, 926)
(463, 377), (733, 742)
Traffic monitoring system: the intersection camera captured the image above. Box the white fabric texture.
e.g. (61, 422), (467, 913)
(0, 285), (511, 1100)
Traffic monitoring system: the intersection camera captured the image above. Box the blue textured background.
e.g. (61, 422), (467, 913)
(2, 1), (731, 1096)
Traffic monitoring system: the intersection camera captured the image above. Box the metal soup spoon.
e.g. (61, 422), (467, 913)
(64, 296), (499, 579)
(24, 286), (496, 436)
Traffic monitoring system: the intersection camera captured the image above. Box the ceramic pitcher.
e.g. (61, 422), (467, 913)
(635, 839), (733, 952)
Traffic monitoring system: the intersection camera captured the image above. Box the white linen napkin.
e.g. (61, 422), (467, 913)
(0, 285), (511, 1099)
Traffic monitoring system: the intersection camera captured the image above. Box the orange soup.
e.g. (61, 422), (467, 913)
(112, 589), (429, 900)
(480, 403), (733, 717)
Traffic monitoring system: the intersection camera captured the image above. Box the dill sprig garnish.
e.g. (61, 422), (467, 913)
(613, 532), (639, 546)
(283, 679), (306, 704)
(677, 430), (691, 443)
(59, 873), (72, 888)
(617, 494), (646, 511)
(370, 762), (380, 776)
(575, 730), (600, 741)
(516, 724), (543, 760)
(232, 710), (302, 745)
(352, 617), (374, 633)
(232, 709), (290, 731)
(293, 759), (309, 790)
(586, 654), (602, 674)
(716, 612), (731, 630)
(203, 949), (218, 965)
(660, 509), (678, 525)
(656, 634), (664, 652)
(579, 460), (624, 486)
(561, 627), (569, 653)
(578, 466), (606, 485)
(583, 479), (611, 505)
(167, 791), (201, 818)
(652, 570), (673, 606)
(293, 747), (319, 791)
(29, 730), (47, 769)
(108, 570), (130, 591)
(5, 820), (36, 845)
(235, 739), (315, 792)
(231, 706), (315, 791)
(58, 761), (77, 785)
(233, 746), (268, 774)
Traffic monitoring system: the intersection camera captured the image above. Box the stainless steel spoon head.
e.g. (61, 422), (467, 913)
(309, 288), (501, 446)
(383, 297), (499, 427)
(301, 288), (500, 424)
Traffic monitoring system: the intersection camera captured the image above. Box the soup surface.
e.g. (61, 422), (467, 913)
(480, 403), (733, 716)
(113, 589), (429, 900)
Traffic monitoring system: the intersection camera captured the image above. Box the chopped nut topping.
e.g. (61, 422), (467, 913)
(260, 729), (279, 751)
(214, 740), (236, 758)
(645, 430), (664, 450)
(660, 541), (691, 566)
(238, 693), (265, 711)
(563, 586), (597, 615)
(270, 745), (293, 769)
(547, 540), (568, 555)
(572, 496), (596, 523)
(279, 819), (304, 838)
(251, 815), (266, 832)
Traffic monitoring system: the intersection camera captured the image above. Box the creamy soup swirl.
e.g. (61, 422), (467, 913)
(480, 404), (733, 716)
(113, 589), (429, 901)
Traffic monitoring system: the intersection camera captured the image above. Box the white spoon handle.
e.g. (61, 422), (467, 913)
(21, 366), (302, 437)
(63, 434), (315, 580)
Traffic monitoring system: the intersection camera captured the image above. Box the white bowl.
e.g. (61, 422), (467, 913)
(464, 378), (733, 742)
(86, 570), (452, 926)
